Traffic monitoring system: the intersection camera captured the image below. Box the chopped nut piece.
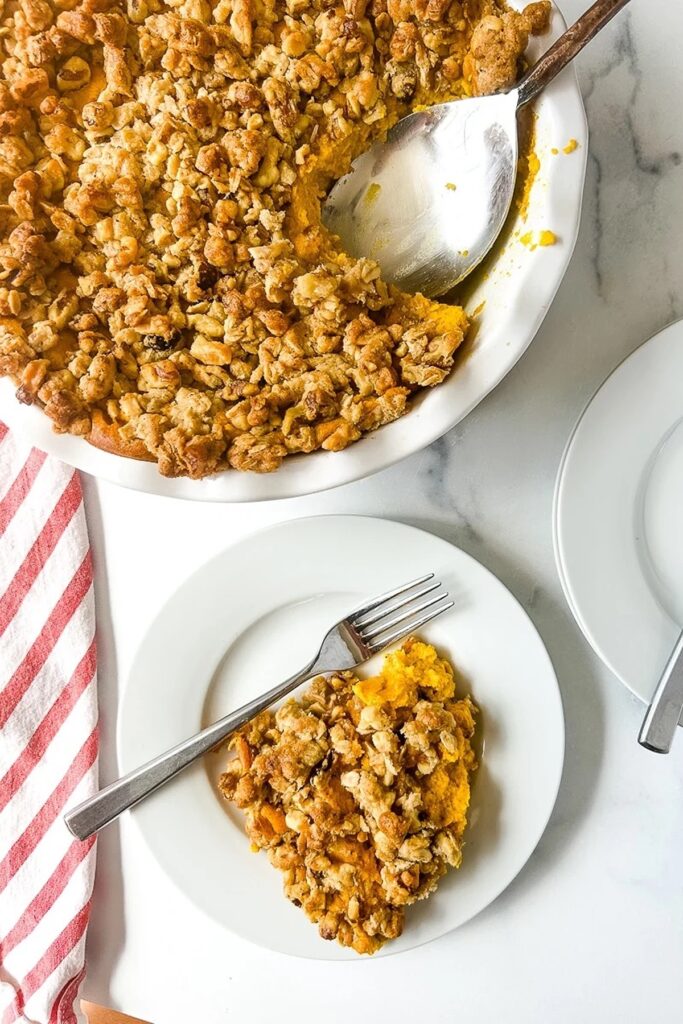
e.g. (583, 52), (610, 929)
(56, 56), (91, 91)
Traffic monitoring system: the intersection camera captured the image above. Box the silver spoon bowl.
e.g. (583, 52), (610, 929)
(323, 0), (631, 297)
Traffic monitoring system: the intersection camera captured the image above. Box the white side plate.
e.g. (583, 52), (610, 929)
(554, 319), (683, 704)
(118, 516), (565, 959)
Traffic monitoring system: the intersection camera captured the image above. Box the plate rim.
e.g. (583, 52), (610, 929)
(552, 317), (683, 702)
(116, 513), (565, 959)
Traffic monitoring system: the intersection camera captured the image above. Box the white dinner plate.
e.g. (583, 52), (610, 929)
(554, 320), (683, 704)
(0, 2), (587, 501)
(118, 516), (564, 959)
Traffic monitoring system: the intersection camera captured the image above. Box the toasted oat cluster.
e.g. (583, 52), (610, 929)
(0, 0), (550, 477)
(219, 639), (478, 954)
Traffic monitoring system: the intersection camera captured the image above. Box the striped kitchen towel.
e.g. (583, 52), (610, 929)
(0, 422), (98, 1024)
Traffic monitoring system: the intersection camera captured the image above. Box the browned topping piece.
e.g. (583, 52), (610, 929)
(0, 0), (549, 477)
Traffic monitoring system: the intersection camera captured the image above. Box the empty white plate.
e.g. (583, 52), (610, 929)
(554, 319), (683, 704)
(117, 516), (564, 959)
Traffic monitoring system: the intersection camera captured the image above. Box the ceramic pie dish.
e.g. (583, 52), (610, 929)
(0, 2), (587, 500)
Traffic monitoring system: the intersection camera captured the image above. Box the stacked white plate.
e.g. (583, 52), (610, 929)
(554, 319), (683, 706)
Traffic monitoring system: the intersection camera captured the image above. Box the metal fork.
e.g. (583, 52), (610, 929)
(65, 573), (453, 840)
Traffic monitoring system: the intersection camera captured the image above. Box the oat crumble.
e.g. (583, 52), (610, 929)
(219, 638), (478, 954)
(0, 0), (550, 477)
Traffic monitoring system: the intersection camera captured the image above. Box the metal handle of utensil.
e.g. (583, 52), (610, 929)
(516, 0), (632, 108)
(639, 630), (683, 754)
(64, 663), (313, 841)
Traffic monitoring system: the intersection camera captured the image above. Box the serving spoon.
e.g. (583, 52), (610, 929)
(323, 0), (631, 297)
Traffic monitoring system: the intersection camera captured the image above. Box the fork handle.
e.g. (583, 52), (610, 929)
(639, 630), (683, 754)
(64, 663), (313, 841)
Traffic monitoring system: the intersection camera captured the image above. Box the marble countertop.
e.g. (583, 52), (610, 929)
(82, 2), (683, 1020)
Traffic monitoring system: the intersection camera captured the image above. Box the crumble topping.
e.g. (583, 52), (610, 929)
(219, 639), (479, 954)
(0, 0), (550, 477)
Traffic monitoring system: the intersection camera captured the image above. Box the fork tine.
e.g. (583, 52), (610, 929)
(359, 589), (449, 642)
(367, 598), (454, 653)
(348, 573), (434, 624)
(353, 580), (442, 630)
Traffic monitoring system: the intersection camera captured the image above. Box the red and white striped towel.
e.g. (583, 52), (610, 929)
(0, 422), (98, 1024)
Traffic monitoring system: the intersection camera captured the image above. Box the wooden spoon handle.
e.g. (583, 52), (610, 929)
(516, 0), (632, 108)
